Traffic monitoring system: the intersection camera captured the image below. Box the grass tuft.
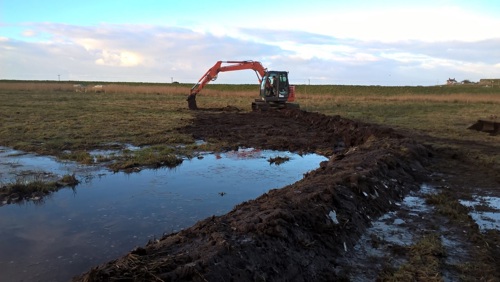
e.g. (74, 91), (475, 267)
(380, 233), (445, 281)
(268, 156), (290, 165)
(0, 174), (80, 205)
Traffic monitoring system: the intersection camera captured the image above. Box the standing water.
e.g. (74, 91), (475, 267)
(0, 147), (326, 281)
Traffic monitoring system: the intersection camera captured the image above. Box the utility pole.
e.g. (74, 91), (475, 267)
(58, 74), (60, 81)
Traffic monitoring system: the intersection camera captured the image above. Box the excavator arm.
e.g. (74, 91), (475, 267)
(187, 61), (268, 110)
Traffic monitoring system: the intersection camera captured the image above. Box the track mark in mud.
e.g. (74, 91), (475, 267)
(334, 184), (476, 281)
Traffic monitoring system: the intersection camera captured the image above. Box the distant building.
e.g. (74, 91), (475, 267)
(447, 78), (458, 85)
(479, 79), (500, 86)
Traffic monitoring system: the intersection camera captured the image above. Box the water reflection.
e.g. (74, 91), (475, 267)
(0, 147), (326, 281)
(460, 195), (500, 231)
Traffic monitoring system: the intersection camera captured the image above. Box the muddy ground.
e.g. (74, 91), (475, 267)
(75, 108), (500, 281)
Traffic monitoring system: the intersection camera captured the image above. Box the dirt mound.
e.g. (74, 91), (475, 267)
(75, 109), (434, 281)
(181, 109), (403, 154)
(468, 119), (500, 135)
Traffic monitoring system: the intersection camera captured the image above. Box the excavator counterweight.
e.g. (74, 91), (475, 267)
(187, 60), (299, 110)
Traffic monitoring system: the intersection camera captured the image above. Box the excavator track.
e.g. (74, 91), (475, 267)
(251, 100), (299, 111)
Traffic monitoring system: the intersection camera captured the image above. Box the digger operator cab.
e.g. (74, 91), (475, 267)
(260, 71), (290, 104)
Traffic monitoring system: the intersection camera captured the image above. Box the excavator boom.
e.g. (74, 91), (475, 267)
(187, 60), (298, 110)
(190, 61), (267, 95)
(187, 61), (267, 110)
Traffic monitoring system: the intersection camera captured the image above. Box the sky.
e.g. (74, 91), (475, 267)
(1, 0), (499, 86)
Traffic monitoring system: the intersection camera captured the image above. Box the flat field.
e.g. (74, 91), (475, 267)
(1, 80), (499, 280)
(1, 81), (498, 160)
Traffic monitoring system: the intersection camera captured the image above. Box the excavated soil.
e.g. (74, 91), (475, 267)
(75, 108), (500, 281)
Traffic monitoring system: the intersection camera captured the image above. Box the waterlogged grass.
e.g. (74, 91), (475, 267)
(108, 145), (183, 172)
(0, 81), (194, 170)
(60, 150), (94, 164)
(381, 233), (445, 281)
(1, 81), (499, 278)
(268, 156), (290, 165)
(425, 191), (499, 280)
(1, 81), (499, 170)
(0, 174), (79, 205)
(425, 192), (474, 223)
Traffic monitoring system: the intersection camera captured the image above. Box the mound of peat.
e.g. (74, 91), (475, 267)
(74, 109), (433, 281)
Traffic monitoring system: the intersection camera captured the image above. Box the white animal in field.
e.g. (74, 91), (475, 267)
(93, 85), (105, 93)
(73, 84), (87, 93)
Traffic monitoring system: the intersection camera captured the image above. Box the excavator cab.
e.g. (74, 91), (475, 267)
(260, 71), (290, 102)
(252, 71), (298, 110)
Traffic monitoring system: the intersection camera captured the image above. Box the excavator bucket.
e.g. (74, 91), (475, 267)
(187, 94), (198, 110)
(468, 119), (500, 135)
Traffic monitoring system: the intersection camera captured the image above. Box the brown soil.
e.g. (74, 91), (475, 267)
(74, 108), (500, 281)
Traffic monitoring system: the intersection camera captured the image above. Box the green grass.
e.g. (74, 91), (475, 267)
(0, 174), (79, 198)
(268, 156), (290, 165)
(0, 82), (194, 168)
(424, 191), (498, 280)
(1, 81), (499, 170)
(1, 80), (499, 278)
(108, 145), (183, 172)
(380, 233), (445, 281)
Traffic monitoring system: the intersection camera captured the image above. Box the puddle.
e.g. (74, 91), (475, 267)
(0, 147), (326, 281)
(0, 147), (102, 185)
(460, 195), (500, 231)
(335, 184), (472, 281)
(334, 184), (435, 279)
(88, 143), (142, 161)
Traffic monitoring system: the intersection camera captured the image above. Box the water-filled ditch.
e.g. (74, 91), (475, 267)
(0, 147), (326, 281)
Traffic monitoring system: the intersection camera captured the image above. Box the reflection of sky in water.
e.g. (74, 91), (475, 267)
(0, 146), (102, 183)
(460, 195), (500, 231)
(0, 147), (326, 281)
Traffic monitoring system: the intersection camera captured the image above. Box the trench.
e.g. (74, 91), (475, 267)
(0, 147), (326, 281)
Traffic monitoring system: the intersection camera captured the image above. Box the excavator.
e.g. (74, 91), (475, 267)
(187, 60), (299, 110)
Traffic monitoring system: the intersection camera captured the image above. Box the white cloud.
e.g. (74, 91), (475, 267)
(1, 22), (500, 85)
(74, 38), (104, 51)
(22, 30), (36, 37)
(95, 50), (143, 67)
(381, 52), (432, 64)
(287, 6), (500, 42)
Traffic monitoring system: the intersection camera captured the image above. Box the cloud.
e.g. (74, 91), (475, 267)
(283, 5), (500, 43)
(22, 29), (36, 37)
(1, 22), (499, 85)
(95, 50), (143, 67)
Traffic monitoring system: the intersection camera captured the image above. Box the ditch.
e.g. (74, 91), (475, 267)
(0, 146), (326, 281)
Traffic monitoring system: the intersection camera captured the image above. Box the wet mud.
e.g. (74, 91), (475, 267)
(75, 109), (500, 281)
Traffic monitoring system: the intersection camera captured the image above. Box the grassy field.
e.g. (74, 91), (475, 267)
(1, 80), (499, 279)
(1, 80), (499, 169)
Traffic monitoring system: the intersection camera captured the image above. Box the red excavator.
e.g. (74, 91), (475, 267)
(187, 60), (299, 110)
